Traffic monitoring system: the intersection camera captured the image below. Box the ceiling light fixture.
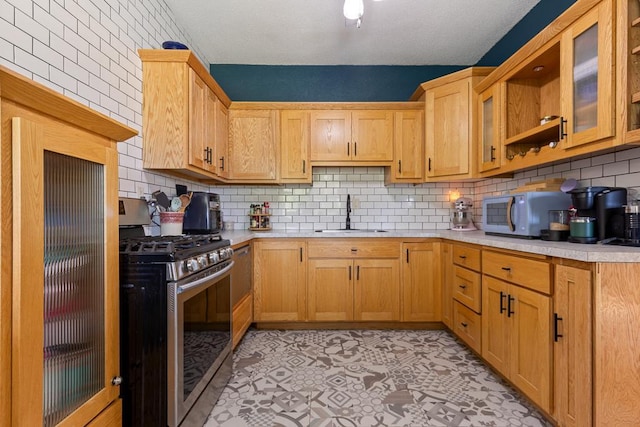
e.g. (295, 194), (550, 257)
(344, 0), (364, 28)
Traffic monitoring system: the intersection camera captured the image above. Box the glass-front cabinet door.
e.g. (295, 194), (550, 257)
(560, 0), (613, 148)
(478, 84), (501, 172)
(12, 116), (121, 426)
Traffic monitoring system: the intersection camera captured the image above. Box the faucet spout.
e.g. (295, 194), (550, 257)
(346, 194), (351, 230)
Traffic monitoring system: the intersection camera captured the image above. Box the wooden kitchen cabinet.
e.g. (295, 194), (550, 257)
(310, 110), (393, 163)
(554, 262), (593, 427)
(308, 259), (354, 321)
(139, 49), (231, 181)
(215, 100), (230, 178)
(385, 110), (424, 184)
(280, 110), (311, 183)
(253, 240), (307, 321)
(482, 249), (553, 413)
(441, 242), (454, 329)
(228, 109), (279, 182)
(413, 67), (493, 180)
(449, 243), (482, 352)
(401, 241), (441, 321)
(618, 0), (640, 143)
(560, 0), (614, 149)
(477, 83), (502, 173)
(307, 239), (401, 321)
(1, 66), (137, 426)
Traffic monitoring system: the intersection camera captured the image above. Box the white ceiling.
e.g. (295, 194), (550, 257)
(164, 0), (541, 66)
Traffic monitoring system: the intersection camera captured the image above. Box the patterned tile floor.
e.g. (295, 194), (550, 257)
(205, 329), (553, 427)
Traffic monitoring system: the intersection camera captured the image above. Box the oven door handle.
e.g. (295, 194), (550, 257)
(176, 261), (234, 294)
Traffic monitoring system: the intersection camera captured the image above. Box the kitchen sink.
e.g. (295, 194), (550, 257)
(314, 229), (388, 233)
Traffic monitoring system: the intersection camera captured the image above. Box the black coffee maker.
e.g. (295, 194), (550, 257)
(568, 187), (627, 243)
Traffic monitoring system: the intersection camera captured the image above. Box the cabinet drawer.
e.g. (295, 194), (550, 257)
(452, 301), (481, 354)
(452, 266), (481, 313)
(308, 239), (400, 259)
(482, 250), (551, 294)
(232, 293), (253, 349)
(453, 244), (481, 272)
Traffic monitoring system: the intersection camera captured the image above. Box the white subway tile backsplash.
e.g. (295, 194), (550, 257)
(6, 0), (640, 232)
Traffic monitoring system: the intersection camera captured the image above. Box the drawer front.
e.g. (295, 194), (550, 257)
(308, 239), (400, 259)
(452, 266), (481, 313)
(232, 293), (253, 349)
(482, 250), (551, 294)
(453, 244), (481, 272)
(452, 300), (481, 354)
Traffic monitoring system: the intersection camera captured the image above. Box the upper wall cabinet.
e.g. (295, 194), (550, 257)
(475, 0), (621, 176)
(385, 110), (424, 184)
(617, 0), (640, 144)
(560, 0), (613, 149)
(228, 109), (279, 182)
(139, 49), (232, 182)
(310, 110), (393, 164)
(477, 83), (503, 173)
(280, 110), (311, 183)
(412, 67), (494, 181)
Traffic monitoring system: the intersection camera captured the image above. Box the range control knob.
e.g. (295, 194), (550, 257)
(185, 259), (199, 272)
(197, 255), (207, 268)
(209, 252), (220, 263)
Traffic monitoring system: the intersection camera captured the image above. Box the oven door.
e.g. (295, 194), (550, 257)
(167, 260), (234, 427)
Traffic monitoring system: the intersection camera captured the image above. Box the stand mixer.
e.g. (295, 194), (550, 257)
(450, 197), (477, 231)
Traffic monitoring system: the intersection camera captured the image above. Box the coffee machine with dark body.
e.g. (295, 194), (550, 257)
(568, 187), (627, 243)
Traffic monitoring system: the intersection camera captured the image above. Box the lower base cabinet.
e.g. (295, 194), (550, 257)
(554, 262), (592, 427)
(452, 300), (481, 353)
(482, 275), (552, 413)
(253, 240), (307, 321)
(308, 258), (400, 321)
(401, 242), (441, 321)
(441, 243), (454, 328)
(232, 293), (253, 349)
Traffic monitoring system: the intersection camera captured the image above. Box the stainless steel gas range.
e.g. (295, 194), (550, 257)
(119, 230), (233, 427)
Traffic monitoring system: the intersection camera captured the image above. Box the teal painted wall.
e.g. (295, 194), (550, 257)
(209, 0), (576, 101)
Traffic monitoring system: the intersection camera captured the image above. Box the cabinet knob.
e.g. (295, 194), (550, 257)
(112, 376), (123, 386)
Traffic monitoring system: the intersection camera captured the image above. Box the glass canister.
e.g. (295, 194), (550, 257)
(549, 210), (570, 231)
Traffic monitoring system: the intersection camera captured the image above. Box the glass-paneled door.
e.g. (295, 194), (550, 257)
(560, 0), (614, 148)
(12, 116), (120, 426)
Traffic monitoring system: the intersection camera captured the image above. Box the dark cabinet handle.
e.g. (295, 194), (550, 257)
(460, 322), (468, 328)
(458, 284), (467, 289)
(302, 160), (306, 173)
(356, 265), (360, 280)
(554, 313), (563, 342)
(204, 148), (209, 163)
(299, 247), (303, 262)
(501, 266), (511, 272)
(349, 265), (352, 280)
(347, 142), (350, 156)
(398, 160), (402, 173)
(354, 142), (357, 156)
(560, 116), (567, 140)
(406, 248), (409, 263)
(499, 291), (506, 314)
(507, 295), (515, 317)
(219, 156), (225, 171)
(459, 255), (467, 259)
(428, 157), (432, 171)
(490, 146), (496, 162)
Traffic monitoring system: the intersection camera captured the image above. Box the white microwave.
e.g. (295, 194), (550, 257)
(482, 192), (572, 238)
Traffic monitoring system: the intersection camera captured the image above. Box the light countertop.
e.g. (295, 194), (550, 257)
(222, 229), (640, 263)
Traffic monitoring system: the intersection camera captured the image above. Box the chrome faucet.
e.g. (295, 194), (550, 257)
(346, 194), (351, 230)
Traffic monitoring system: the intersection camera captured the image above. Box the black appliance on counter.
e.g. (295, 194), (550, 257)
(118, 198), (233, 427)
(568, 187), (627, 243)
(183, 192), (222, 234)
